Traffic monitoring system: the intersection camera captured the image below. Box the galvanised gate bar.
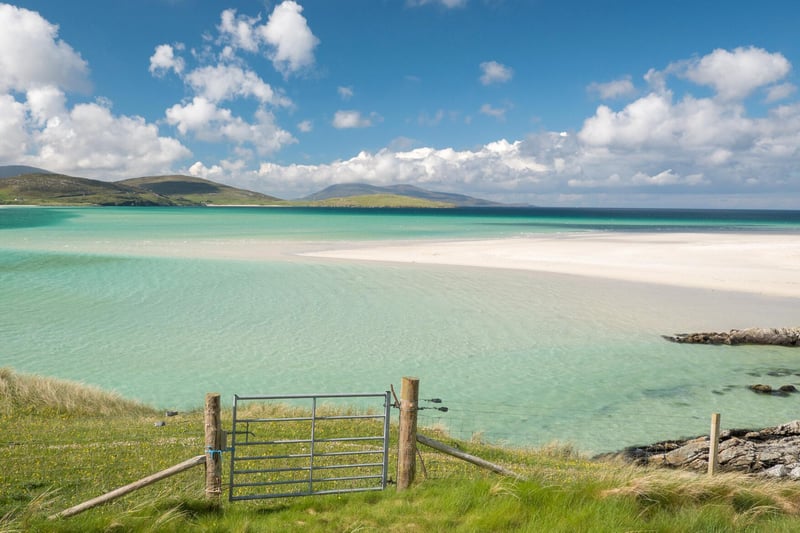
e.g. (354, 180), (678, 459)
(228, 392), (392, 501)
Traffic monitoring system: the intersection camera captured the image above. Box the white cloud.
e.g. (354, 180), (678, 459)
(166, 97), (228, 136)
(213, 44), (799, 208)
(568, 169), (708, 188)
(333, 110), (375, 129)
(185, 64), (291, 106)
(765, 82), (796, 103)
(202, 139), (547, 200)
(0, 4), (89, 93)
(260, 1), (319, 77)
(0, 93), (27, 160)
(297, 120), (313, 133)
(149, 44), (185, 76)
(25, 85), (67, 127)
(28, 94), (190, 176)
(479, 61), (513, 85)
(217, 8), (261, 53)
(587, 76), (636, 99)
(0, 6), (189, 177)
(166, 97), (295, 155)
(407, 0), (468, 8)
(679, 46), (791, 101)
(213, 3), (319, 78)
(480, 103), (510, 121)
(338, 86), (354, 100)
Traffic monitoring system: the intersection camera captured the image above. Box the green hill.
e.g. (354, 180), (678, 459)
(0, 173), (284, 206)
(0, 166), (509, 208)
(0, 173), (179, 206)
(118, 175), (282, 205)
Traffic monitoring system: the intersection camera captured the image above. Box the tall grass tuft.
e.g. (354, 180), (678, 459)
(0, 367), (156, 417)
(602, 468), (800, 519)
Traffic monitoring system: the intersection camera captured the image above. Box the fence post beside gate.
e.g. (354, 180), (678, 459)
(205, 393), (223, 502)
(397, 376), (419, 491)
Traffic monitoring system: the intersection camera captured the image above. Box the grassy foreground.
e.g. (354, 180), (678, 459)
(3, 368), (800, 532)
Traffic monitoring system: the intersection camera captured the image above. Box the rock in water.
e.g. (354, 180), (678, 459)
(663, 327), (800, 347)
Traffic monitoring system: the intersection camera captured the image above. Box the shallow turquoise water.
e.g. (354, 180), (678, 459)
(2, 206), (800, 452)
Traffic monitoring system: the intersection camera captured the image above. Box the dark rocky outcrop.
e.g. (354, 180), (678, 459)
(663, 327), (800, 347)
(609, 421), (800, 478)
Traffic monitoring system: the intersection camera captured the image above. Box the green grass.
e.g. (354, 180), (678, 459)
(3, 367), (800, 532)
(0, 174), (181, 206)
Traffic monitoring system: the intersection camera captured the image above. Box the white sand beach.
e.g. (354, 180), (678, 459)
(304, 232), (800, 299)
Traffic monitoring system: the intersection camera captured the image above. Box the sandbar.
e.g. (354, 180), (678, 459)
(304, 232), (800, 299)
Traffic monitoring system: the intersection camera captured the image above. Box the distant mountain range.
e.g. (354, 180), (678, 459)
(0, 165), (509, 207)
(302, 183), (504, 207)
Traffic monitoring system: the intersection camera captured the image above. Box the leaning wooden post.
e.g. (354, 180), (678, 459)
(397, 377), (419, 491)
(205, 393), (223, 502)
(708, 412), (721, 476)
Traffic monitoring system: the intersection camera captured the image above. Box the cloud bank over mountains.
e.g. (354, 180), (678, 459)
(0, 2), (797, 207)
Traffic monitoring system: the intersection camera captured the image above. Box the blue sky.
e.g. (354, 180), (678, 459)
(1, 1), (799, 207)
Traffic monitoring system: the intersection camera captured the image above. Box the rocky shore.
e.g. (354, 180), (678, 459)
(610, 420), (800, 479)
(663, 327), (800, 347)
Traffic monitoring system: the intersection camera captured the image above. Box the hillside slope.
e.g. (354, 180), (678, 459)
(119, 175), (282, 205)
(0, 173), (179, 206)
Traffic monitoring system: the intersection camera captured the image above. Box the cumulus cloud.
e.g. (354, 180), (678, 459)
(479, 61), (513, 85)
(149, 44), (185, 76)
(31, 97), (191, 175)
(0, 5), (190, 177)
(166, 97), (295, 154)
(189, 139), (547, 200)
(195, 45), (800, 208)
(0, 4), (90, 93)
(587, 76), (636, 99)
(149, 4), (309, 161)
(677, 46), (791, 101)
(260, 1), (319, 77)
(297, 120), (313, 133)
(568, 169), (708, 189)
(185, 64), (291, 106)
(333, 110), (377, 129)
(218, 8), (261, 53)
(765, 82), (796, 103)
(0, 93), (27, 160)
(213, 3), (319, 77)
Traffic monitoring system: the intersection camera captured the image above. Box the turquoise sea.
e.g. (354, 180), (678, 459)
(2, 206), (800, 452)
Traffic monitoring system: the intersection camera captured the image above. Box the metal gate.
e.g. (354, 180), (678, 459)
(228, 392), (392, 501)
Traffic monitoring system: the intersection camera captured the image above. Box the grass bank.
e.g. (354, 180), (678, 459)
(3, 368), (800, 532)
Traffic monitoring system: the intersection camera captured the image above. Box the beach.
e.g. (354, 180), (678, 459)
(4, 207), (800, 450)
(305, 232), (800, 299)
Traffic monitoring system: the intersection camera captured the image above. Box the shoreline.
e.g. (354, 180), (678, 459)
(4, 227), (800, 299)
(303, 232), (800, 299)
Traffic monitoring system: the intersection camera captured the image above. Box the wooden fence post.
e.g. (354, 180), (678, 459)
(397, 377), (419, 491)
(708, 412), (721, 476)
(205, 393), (223, 501)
